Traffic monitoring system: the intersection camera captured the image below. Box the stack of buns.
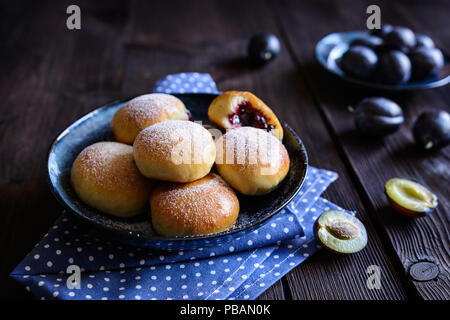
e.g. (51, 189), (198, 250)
(71, 91), (290, 236)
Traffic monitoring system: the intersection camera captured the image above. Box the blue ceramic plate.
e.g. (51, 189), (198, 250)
(47, 94), (308, 250)
(315, 31), (450, 91)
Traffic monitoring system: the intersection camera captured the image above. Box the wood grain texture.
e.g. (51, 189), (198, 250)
(120, 0), (406, 300)
(1, 0), (447, 300)
(273, 0), (449, 300)
(0, 0), (129, 299)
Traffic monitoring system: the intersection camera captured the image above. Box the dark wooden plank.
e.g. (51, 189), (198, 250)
(0, 0), (406, 300)
(0, 0), (129, 299)
(258, 281), (286, 300)
(122, 0), (406, 299)
(273, 0), (450, 299)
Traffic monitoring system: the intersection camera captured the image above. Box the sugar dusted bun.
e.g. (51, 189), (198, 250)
(111, 93), (189, 144)
(133, 120), (216, 183)
(215, 127), (290, 195)
(71, 142), (152, 217)
(208, 91), (283, 140)
(150, 173), (239, 236)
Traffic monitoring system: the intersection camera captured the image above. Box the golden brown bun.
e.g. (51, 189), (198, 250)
(215, 127), (290, 195)
(208, 91), (283, 140)
(150, 173), (239, 236)
(133, 120), (216, 183)
(71, 142), (152, 217)
(111, 93), (189, 144)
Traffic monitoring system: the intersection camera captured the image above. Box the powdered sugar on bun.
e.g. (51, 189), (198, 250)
(71, 142), (152, 217)
(215, 127), (290, 195)
(216, 126), (286, 172)
(133, 120), (216, 183)
(111, 93), (188, 144)
(150, 173), (239, 236)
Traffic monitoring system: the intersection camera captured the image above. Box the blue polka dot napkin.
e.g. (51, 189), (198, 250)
(10, 73), (353, 300)
(154, 73), (218, 94)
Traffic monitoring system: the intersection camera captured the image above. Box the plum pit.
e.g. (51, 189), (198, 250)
(327, 221), (360, 240)
(315, 210), (367, 254)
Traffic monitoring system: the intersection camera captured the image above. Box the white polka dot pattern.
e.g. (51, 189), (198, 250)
(153, 73), (219, 95)
(10, 73), (350, 301)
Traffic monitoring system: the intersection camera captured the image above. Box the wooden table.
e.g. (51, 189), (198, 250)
(1, 0), (448, 300)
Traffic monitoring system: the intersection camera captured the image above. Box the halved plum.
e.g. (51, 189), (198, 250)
(385, 178), (438, 217)
(315, 210), (368, 254)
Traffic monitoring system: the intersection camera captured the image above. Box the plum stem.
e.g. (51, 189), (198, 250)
(347, 106), (355, 113)
(424, 141), (434, 149)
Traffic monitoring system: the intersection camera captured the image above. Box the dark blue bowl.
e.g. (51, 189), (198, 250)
(47, 94), (308, 250)
(315, 31), (450, 91)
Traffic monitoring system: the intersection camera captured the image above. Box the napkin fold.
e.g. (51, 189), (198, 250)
(11, 73), (352, 300)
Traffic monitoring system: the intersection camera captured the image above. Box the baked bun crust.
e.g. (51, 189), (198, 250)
(150, 173), (239, 236)
(133, 120), (216, 183)
(111, 93), (189, 144)
(215, 127), (290, 195)
(208, 91), (283, 140)
(71, 142), (152, 217)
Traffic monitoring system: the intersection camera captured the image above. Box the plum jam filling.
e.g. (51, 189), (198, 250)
(186, 109), (193, 121)
(227, 101), (274, 131)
